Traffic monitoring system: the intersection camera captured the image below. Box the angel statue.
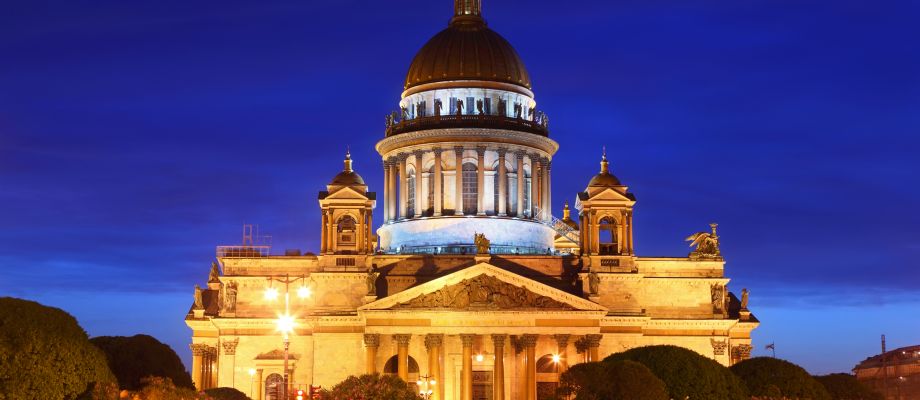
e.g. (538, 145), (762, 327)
(740, 288), (750, 310)
(686, 223), (721, 258)
(193, 285), (204, 310)
(474, 232), (490, 255)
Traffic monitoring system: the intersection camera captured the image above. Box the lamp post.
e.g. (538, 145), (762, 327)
(417, 374), (436, 400)
(264, 274), (312, 400)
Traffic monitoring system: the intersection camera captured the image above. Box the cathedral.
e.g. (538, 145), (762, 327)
(186, 2), (759, 399)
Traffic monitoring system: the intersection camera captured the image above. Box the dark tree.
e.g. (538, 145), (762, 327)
(205, 387), (252, 400)
(90, 334), (193, 390)
(321, 373), (420, 400)
(731, 357), (831, 400)
(556, 360), (668, 400)
(815, 373), (883, 400)
(0, 297), (115, 399)
(604, 345), (748, 400)
(135, 376), (207, 400)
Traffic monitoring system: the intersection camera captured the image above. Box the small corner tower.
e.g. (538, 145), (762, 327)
(576, 151), (636, 257)
(318, 150), (376, 255)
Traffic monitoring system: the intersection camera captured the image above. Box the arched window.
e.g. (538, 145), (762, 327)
(462, 162), (478, 215)
(406, 168), (416, 217)
(383, 355), (420, 374)
(264, 373), (284, 400)
(524, 171), (532, 217)
(536, 354), (565, 373)
(508, 172), (518, 217)
(599, 217), (618, 255)
(337, 215), (357, 246)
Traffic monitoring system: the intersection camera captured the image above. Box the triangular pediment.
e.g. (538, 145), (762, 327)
(322, 186), (371, 201)
(359, 263), (606, 312)
(584, 186), (634, 202)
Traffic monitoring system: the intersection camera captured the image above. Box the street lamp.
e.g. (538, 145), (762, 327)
(417, 374), (436, 399)
(264, 274), (312, 400)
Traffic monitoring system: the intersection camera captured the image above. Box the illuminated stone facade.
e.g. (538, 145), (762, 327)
(185, 1), (759, 399)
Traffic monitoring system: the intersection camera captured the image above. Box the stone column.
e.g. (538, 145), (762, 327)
(190, 344), (208, 391)
(497, 149), (507, 216)
(364, 334), (380, 374)
(414, 150), (424, 217)
(394, 334), (412, 381)
(382, 161), (391, 222)
(625, 211), (633, 255)
(522, 335), (538, 400)
(460, 334), (475, 400)
(221, 338), (239, 388)
(357, 209), (365, 253)
(320, 210), (328, 254)
(454, 147), (464, 215)
(544, 159), (552, 222)
(476, 147), (486, 215)
(255, 368), (264, 400)
(515, 151), (525, 217)
(492, 334), (507, 400)
(530, 156), (540, 219)
(554, 334), (570, 372)
(366, 210), (374, 253)
(399, 154), (408, 220)
(388, 157), (398, 222)
(425, 334), (444, 400)
(513, 337), (526, 400)
(585, 334), (602, 362)
(433, 148), (443, 216)
(208, 347), (218, 389)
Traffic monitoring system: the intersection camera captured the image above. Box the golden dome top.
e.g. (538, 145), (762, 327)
(330, 150), (366, 186)
(587, 150), (621, 187)
(404, 1), (531, 92)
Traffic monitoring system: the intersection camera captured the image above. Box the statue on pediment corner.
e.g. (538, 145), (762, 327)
(474, 233), (490, 255)
(687, 223), (721, 259)
(193, 285), (204, 310)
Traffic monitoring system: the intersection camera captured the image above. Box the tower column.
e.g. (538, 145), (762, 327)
(255, 368), (264, 400)
(394, 334), (412, 381)
(586, 334), (602, 362)
(320, 210), (328, 254)
(476, 146), (486, 215)
(626, 210), (633, 255)
(455, 146), (464, 215)
(399, 154), (408, 220)
(497, 148), (507, 216)
(544, 159), (552, 222)
(366, 210), (374, 253)
(516, 151), (525, 217)
(492, 334), (507, 400)
(530, 155), (541, 219)
(425, 334), (444, 400)
(364, 334), (379, 374)
(382, 162), (391, 222)
(357, 209), (365, 253)
(460, 334), (475, 400)
(433, 148), (443, 216)
(414, 150), (424, 217)
(522, 334), (538, 400)
(388, 157), (398, 222)
(554, 334), (570, 373)
(190, 344), (207, 391)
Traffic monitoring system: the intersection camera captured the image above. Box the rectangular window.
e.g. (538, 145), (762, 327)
(418, 101), (427, 117)
(466, 97), (475, 114)
(450, 97), (457, 114)
(484, 98), (492, 115)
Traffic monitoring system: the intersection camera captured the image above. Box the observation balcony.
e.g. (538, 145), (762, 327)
(385, 113), (549, 137)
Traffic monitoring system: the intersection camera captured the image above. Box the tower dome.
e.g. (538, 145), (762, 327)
(588, 151), (621, 187)
(404, 10), (531, 93)
(330, 150), (365, 186)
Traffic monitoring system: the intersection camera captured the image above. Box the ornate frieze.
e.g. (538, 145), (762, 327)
(392, 274), (572, 310)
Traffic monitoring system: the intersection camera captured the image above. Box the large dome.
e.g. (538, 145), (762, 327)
(404, 16), (531, 91)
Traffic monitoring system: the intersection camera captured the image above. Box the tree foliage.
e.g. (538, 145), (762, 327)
(321, 373), (420, 400)
(731, 357), (831, 400)
(0, 297), (115, 400)
(134, 376), (207, 400)
(604, 345), (748, 400)
(91, 334), (193, 390)
(205, 387), (252, 400)
(556, 360), (668, 400)
(815, 373), (883, 400)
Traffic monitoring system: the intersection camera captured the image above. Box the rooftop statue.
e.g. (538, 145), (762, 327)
(208, 262), (220, 283)
(474, 232), (490, 255)
(193, 285), (204, 310)
(741, 288), (750, 310)
(686, 223), (721, 259)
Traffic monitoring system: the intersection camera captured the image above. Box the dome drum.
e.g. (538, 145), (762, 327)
(378, 217), (555, 255)
(386, 113), (548, 137)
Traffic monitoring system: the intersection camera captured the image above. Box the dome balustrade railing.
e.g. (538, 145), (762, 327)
(384, 112), (549, 137)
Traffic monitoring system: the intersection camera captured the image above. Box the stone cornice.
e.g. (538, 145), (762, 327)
(376, 128), (559, 156)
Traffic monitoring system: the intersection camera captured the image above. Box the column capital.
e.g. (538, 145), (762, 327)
(387, 156), (398, 164)
(491, 334), (507, 347)
(190, 343), (209, 356)
(393, 334), (412, 346)
(454, 146), (465, 156)
(553, 334), (570, 348)
(475, 146), (487, 156)
(510, 336), (524, 354)
(514, 150), (527, 159)
(396, 153), (409, 162)
(221, 338), (239, 355)
(585, 334), (602, 348)
(460, 334), (476, 347)
(496, 147), (508, 157)
(544, 159), (552, 170)
(425, 333), (444, 350)
(412, 149), (425, 159)
(364, 333), (380, 347)
(432, 147), (443, 156)
(521, 334), (538, 348)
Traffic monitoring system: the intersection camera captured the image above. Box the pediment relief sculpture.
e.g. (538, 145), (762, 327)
(393, 274), (572, 310)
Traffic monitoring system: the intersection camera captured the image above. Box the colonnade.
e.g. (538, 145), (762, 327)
(382, 146), (552, 223)
(190, 343), (219, 391)
(362, 332), (602, 400)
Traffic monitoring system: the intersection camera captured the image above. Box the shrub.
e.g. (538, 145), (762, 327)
(815, 373), (883, 400)
(134, 376), (207, 400)
(91, 334), (193, 390)
(0, 297), (115, 399)
(604, 345), (748, 400)
(556, 360), (668, 400)
(321, 373), (420, 400)
(205, 387), (252, 400)
(731, 357), (830, 400)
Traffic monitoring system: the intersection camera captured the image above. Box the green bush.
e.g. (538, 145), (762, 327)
(134, 376), (207, 400)
(815, 373), (883, 400)
(0, 297), (115, 399)
(556, 360), (668, 400)
(321, 373), (420, 400)
(205, 386), (252, 400)
(604, 345), (748, 400)
(731, 357), (830, 400)
(91, 334), (193, 390)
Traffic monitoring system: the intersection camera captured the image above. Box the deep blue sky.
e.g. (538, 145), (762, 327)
(2, 0), (918, 375)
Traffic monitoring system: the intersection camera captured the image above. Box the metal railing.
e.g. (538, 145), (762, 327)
(534, 207), (579, 244)
(216, 245), (271, 258)
(385, 114), (549, 137)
